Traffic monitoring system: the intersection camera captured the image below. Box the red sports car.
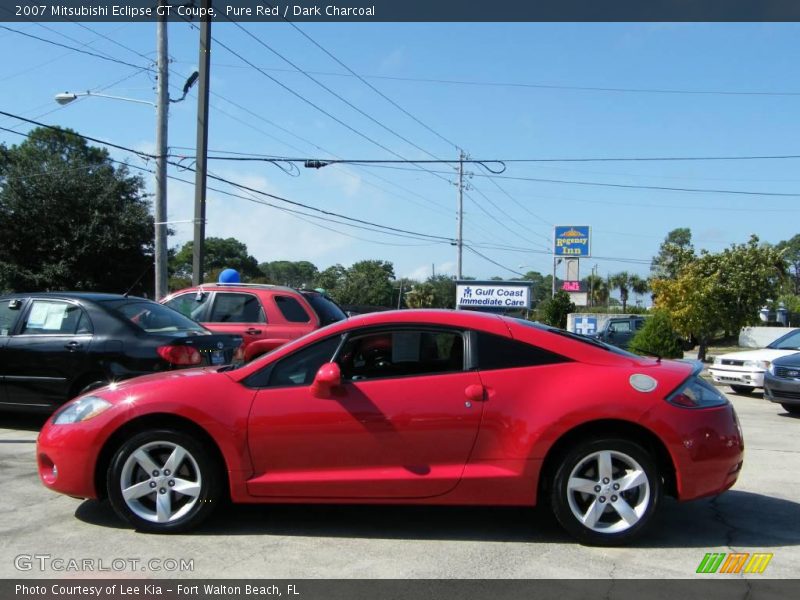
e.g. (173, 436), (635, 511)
(37, 310), (743, 545)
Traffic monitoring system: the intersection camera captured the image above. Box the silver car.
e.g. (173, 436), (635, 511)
(764, 352), (800, 415)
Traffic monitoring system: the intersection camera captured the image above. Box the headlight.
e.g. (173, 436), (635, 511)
(768, 363), (776, 375)
(53, 396), (112, 425)
(743, 360), (769, 370)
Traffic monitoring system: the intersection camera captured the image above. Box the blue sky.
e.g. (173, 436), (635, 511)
(1, 22), (799, 285)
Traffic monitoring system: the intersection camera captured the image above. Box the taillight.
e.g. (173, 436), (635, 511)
(157, 345), (202, 366)
(667, 376), (729, 409)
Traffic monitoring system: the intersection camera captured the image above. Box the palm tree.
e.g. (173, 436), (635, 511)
(583, 273), (609, 307)
(609, 272), (649, 312)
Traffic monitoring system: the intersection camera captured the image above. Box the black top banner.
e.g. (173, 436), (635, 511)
(3, 0), (800, 22)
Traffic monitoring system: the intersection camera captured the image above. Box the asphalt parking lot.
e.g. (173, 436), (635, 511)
(1, 389), (798, 580)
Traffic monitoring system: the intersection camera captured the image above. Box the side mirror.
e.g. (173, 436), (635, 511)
(311, 362), (341, 398)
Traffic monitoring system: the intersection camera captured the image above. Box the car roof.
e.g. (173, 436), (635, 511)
(166, 284), (300, 297)
(0, 292), (149, 303)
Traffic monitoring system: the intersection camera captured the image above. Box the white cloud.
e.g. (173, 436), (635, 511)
(405, 260), (456, 281)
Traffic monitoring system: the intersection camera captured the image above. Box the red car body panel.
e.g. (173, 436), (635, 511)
(37, 310), (743, 510)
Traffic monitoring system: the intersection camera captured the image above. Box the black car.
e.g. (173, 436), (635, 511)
(764, 352), (800, 415)
(0, 293), (242, 412)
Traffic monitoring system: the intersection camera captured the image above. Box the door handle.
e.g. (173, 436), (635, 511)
(245, 328), (262, 335)
(64, 341), (82, 351)
(464, 384), (486, 402)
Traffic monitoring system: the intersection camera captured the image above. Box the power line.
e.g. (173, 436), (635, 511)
(0, 25), (152, 72)
(0, 109), (456, 244)
(464, 246), (525, 277)
(282, 14), (460, 151)
(173, 61), (800, 98)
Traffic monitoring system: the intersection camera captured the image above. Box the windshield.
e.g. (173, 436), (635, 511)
(108, 301), (206, 333)
(768, 329), (800, 350)
(302, 292), (347, 326)
(511, 318), (641, 358)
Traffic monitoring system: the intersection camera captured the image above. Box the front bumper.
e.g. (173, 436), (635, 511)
(764, 373), (800, 406)
(36, 414), (114, 499)
(709, 367), (764, 388)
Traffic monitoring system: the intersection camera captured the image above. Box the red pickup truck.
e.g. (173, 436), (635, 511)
(161, 284), (346, 361)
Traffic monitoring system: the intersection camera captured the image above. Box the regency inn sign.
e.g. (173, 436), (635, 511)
(455, 281), (532, 310)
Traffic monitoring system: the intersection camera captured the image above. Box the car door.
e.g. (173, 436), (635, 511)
(246, 327), (484, 499)
(203, 292), (268, 353)
(3, 299), (94, 408)
(607, 320), (634, 348)
(0, 299), (26, 405)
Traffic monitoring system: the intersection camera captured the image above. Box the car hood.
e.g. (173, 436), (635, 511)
(773, 351), (800, 367)
(713, 349), (797, 362)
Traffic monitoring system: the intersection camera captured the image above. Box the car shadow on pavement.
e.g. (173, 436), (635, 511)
(75, 490), (800, 547)
(0, 412), (49, 432)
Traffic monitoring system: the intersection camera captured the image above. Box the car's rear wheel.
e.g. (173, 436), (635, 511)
(730, 385), (754, 395)
(107, 430), (221, 533)
(781, 403), (800, 415)
(550, 438), (661, 546)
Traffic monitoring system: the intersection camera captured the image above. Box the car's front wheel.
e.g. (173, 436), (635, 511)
(107, 430), (221, 533)
(550, 438), (662, 546)
(781, 403), (800, 415)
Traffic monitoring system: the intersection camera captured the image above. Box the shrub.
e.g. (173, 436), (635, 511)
(541, 291), (575, 329)
(628, 310), (684, 359)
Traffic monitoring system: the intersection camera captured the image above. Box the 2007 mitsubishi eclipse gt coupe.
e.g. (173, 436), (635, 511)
(37, 310), (744, 546)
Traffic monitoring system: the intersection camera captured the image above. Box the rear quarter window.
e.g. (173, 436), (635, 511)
(477, 332), (569, 370)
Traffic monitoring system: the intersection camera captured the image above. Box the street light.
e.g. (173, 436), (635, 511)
(54, 71), (198, 300)
(54, 91), (155, 107)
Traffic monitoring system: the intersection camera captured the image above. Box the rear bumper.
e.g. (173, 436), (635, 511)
(643, 401), (744, 501)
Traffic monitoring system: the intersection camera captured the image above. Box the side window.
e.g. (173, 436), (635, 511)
(21, 301), (86, 335)
(476, 332), (569, 370)
(338, 329), (464, 381)
(267, 336), (342, 387)
(609, 321), (631, 333)
(164, 293), (210, 321)
(0, 301), (22, 336)
(275, 295), (311, 323)
(208, 293), (265, 324)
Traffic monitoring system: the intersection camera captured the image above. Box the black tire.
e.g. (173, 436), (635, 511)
(550, 438), (662, 546)
(730, 385), (754, 395)
(107, 429), (222, 533)
(781, 403), (800, 415)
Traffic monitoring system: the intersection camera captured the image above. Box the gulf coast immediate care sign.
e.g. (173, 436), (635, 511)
(456, 281), (531, 310)
(554, 225), (591, 257)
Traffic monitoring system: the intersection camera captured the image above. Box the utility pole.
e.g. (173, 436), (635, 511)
(456, 150), (464, 279)
(154, 1), (169, 300)
(192, 0), (212, 286)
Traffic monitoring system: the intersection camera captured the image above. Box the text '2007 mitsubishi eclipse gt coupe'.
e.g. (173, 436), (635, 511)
(37, 310), (744, 545)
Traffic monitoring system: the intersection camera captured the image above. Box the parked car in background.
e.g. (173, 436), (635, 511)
(38, 310), (743, 545)
(0, 293), (242, 412)
(709, 328), (800, 394)
(161, 284), (346, 361)
(590, 316), (647, 350)
(764, 352), (800, 415)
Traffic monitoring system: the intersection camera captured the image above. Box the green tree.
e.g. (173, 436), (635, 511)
(313, 264), (347, 295)
(540, 290), (575, 329)
(650, 227), (696, 280)
(776, 234), (800, 295)
(259, 260), (319, 288)
(582, 273), (609, 307)
(0, 127), (153, 294)
(169, 237), (261, 288)
(628, 311), (684, 359)
(522, 271), (552, 305)
(404, 275), (456, 309)
(609, 272), (649, 312)
(652, 235), (786, 360)
(330, 260), (396, 307)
